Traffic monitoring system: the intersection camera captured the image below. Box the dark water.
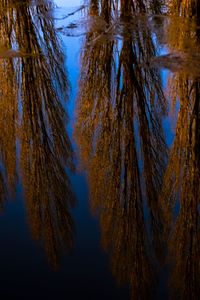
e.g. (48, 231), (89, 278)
(0, 1), (200, 299)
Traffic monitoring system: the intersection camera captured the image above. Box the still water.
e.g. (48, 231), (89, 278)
(0, 0), (200, 299)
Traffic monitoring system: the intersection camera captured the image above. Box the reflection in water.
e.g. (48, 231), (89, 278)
(0, 0), (74, 268)
(1, 0), (200, 298)
(168, 0), (200, 18)
(75, 0), (168, 298)
(163, 79), (200, 299)
(162, 4), (200, 299)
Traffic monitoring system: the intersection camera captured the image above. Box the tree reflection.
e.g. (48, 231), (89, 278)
(75, 0), (167, 298)
(0, 3), (18, 207)
(166, 81), (200, 300)
(163, 76), (200, 299)
(0, 60), (17, 208)
(168, 0), (200, 18)
(0, 0), (74, 268)
(161, 4), (200, 299)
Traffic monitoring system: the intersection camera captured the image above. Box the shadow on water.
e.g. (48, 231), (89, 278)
(0, 0), (200, 299)
(0, 0), (75, 269)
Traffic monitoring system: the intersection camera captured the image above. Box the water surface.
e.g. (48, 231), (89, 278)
(0, 1), (200, 299)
